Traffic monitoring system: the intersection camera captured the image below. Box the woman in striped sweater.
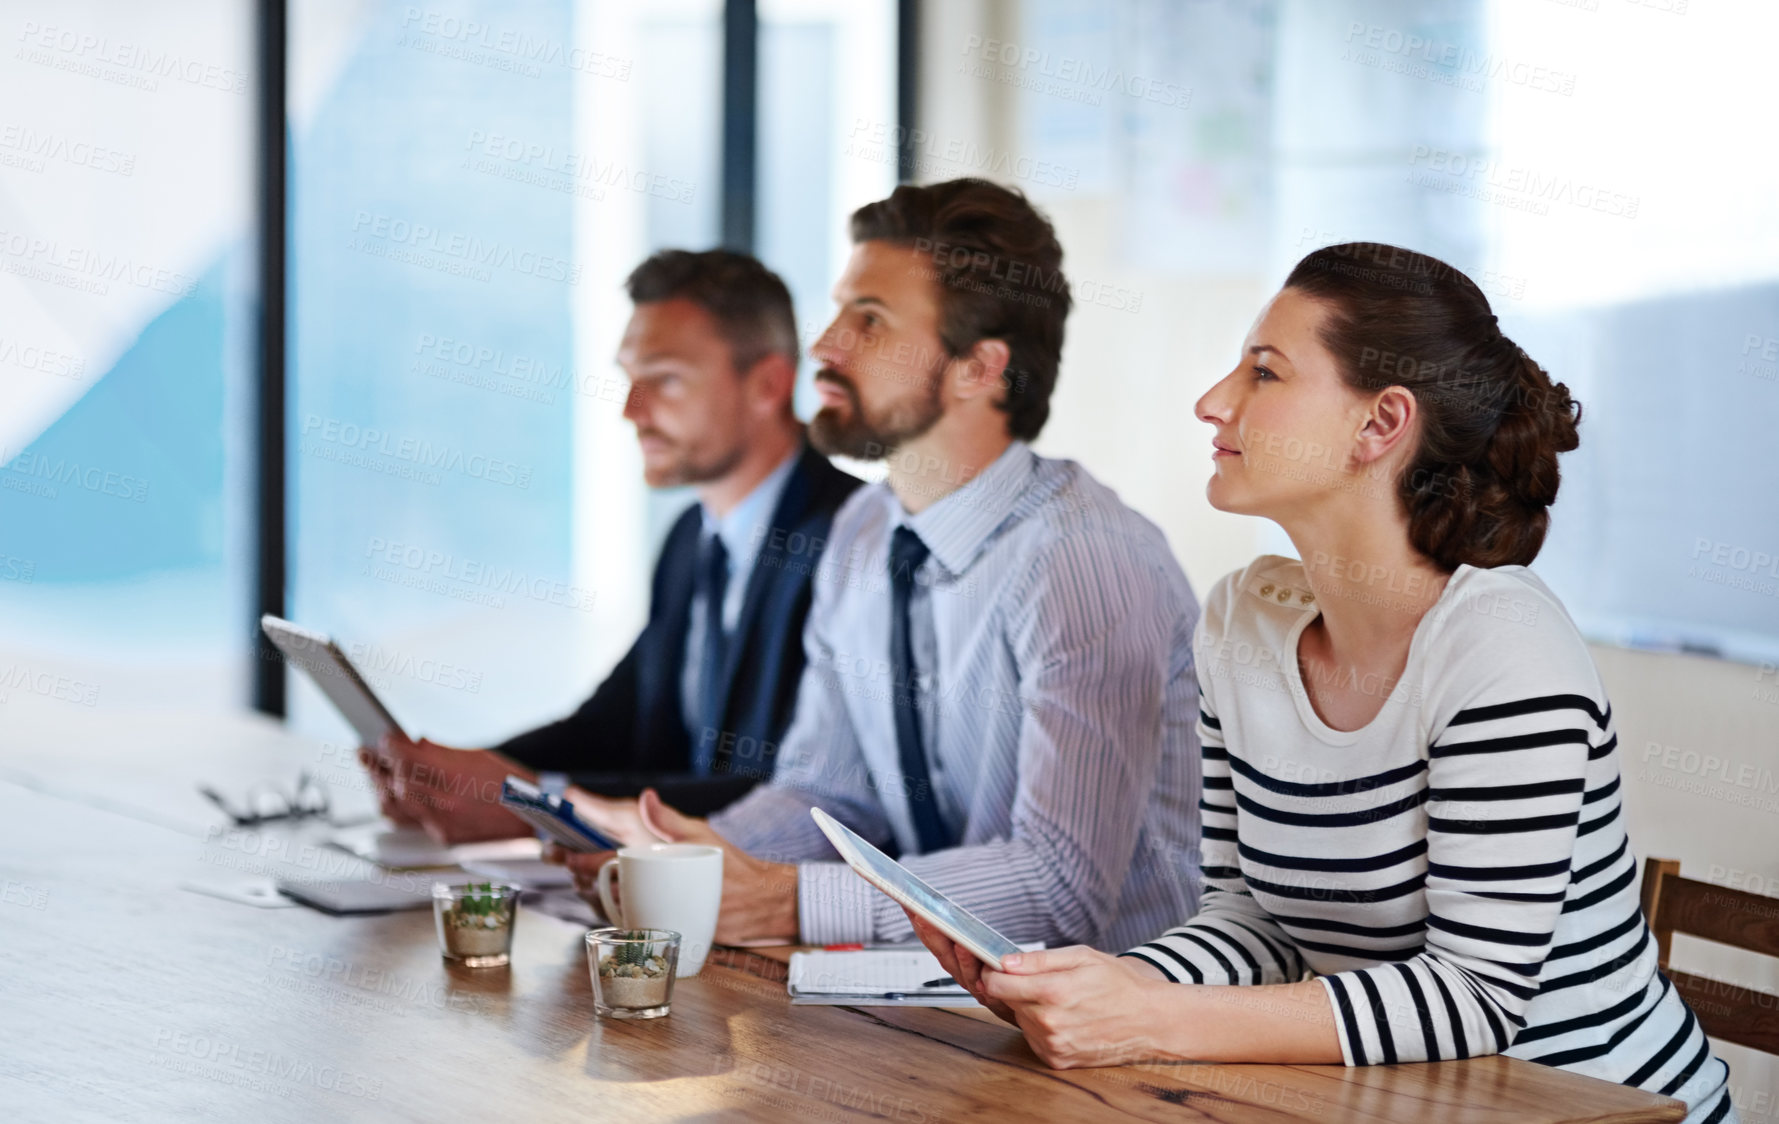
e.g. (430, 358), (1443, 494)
(903, 244), (1736, 1121)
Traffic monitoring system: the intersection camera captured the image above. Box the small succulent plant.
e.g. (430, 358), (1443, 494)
(446, 882), (513, 928)
(600, 932), (670, 978)
(613, 930), (652, 967)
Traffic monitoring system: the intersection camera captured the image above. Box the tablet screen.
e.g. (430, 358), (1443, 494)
(261, 615), (405, 745)
(811, 809), (1020, 965)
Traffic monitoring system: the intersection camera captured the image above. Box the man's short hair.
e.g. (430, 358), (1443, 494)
(849, 178), (1071, 442)
(624, 249), (799, 373)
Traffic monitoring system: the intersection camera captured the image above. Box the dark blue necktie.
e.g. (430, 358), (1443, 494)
(889, 526), (948, 852)
(695, 531), (729, 773)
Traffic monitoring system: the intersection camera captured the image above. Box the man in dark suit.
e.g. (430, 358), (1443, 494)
(362, 250), (859, 842)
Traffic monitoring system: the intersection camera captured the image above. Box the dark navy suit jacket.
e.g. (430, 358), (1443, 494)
(494, 444), (859, 815)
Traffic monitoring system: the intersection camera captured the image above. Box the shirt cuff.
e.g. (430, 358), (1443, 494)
(796, 861), (877, 945)
(1317, 975), (1360, 1067)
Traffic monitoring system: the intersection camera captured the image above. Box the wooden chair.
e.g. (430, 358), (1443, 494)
(1640, 857), (1779, 1055)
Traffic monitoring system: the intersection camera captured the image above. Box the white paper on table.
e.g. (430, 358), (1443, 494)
(180, 877), (301, 909)
(461, 857), (576, 890)
(328, 825), (541, 869)
(787, 944), (1044, 1007)
(525, 888), (603, 928)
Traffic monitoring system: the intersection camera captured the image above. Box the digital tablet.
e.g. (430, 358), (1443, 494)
(275, 875), (436, 915)
(260, 614), (406, 745)
(810, 807), (1022, 971)
(499, 776), (620, 853)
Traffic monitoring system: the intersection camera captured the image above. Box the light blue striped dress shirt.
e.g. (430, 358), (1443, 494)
(709, 441), (1203, 949)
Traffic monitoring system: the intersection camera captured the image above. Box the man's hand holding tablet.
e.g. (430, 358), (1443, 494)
(258, 616), (527, 844)
(365, 734), (531, 845)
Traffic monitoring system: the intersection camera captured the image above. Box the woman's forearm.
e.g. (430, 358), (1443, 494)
(1144, 978), (1344, 1064)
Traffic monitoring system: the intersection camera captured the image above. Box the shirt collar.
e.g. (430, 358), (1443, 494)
(894, 441), (1036, 575)
(701, 444), (801, 566)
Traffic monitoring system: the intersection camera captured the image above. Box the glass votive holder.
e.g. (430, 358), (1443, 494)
(432, 881), (520, 968)
(586, 928), (680, 1019)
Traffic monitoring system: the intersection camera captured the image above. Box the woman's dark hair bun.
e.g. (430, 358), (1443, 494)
(1285, 243), (1582, 571)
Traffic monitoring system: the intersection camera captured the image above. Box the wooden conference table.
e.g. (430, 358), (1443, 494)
(0, 707), (1686, 1122)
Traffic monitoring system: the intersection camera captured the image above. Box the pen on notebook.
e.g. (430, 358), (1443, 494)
(873, 981), (961, 1000)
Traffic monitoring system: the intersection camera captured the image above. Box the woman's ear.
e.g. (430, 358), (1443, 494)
(1354, 385), (1417, 466)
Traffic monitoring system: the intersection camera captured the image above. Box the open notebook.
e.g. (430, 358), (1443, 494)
(787, 945), (1043, 1007)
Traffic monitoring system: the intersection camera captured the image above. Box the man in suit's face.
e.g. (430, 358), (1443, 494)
(618, 296), (795, 509)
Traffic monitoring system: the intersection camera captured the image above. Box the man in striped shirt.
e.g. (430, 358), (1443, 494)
(558, 178), (1202, 950)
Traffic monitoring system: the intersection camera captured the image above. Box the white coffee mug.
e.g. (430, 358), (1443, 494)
(595, 843), (723, 977)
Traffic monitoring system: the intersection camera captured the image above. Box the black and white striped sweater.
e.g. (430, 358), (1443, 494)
(1125, 557), (1734, 1123)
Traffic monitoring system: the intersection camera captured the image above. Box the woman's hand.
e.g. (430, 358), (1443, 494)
(982, 945), (1174, 1068)
(902, 909), (1017, 1023)
(902, 909), (1176, 1065)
